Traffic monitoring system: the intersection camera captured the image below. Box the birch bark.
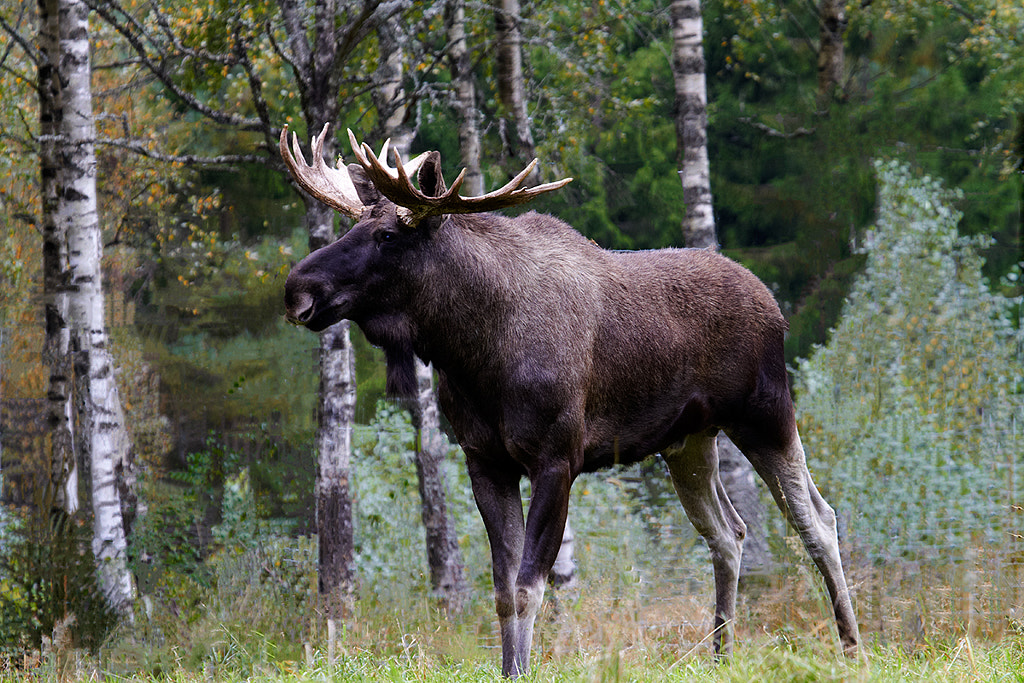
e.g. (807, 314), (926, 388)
(38, 0), (78, 516)
(816, 0), (847, 111)
(671, 0), (770, 573)
(446, 0), (483, 196)
(493, 0), (538, 182)
(277, 0), (365, 631)
(373, 21), (468, 609)
(411, 362), (467, 610)
(60, 0), (134, 614)
(670, 0), (715, 250)
(449, 0), (577, 587)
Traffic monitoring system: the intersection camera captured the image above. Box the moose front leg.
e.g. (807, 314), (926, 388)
(466, 457), (526, 677)
(509, 461), (573, 677)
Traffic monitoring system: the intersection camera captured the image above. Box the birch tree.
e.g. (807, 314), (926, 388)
(60, 0), (135, 615)
(87, 0), (409, 631)
(493, 0), (537, 182)
(36, 0), (79, 517)
(670, 0), (714, 250)
(445, 0), (483, 196)
(276, 0), (407, 635)
(371, 12), (468, 611)
(816, 0), (847, 110)
(671, 0), (770, 572)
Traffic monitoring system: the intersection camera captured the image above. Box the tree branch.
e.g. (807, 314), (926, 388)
(153, 3), (237, 66)
(97, 137), (274, 167)
(738, 117), (816, 139)
(87, 0), (265, 131)
(0, 12), (40, 66)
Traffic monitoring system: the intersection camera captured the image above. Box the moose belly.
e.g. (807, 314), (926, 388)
(581, 393), (716, 472)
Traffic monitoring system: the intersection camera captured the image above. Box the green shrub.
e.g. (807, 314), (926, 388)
(0, 506), (118, 655)
(795, 160), (1024, 562)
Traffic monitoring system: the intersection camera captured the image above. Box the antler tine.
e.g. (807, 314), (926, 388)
(438, 159), (573, 215)
(279, 123), (365, 219)
(342, 127), (572, 223)
(443, 168), (468, 200)
(352, 137), (435, 213)
(390, 146), (415, 191)
(474, 159), (539, 202)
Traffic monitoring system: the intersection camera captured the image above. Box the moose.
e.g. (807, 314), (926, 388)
(281, 125), (860, 677)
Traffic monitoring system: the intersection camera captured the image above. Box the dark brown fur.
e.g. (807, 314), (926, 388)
(285, 155), (859, 676)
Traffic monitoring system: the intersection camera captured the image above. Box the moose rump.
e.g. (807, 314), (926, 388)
(281, 125), (860, 677)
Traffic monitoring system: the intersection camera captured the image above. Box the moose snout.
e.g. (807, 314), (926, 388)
(285, 290), (315, 325)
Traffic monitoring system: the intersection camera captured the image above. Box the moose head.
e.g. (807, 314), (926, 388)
(282, 125), (569, 330)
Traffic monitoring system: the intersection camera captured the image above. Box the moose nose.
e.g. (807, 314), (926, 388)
(285, 291), (315, 325)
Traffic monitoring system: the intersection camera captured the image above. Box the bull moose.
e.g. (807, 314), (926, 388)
(281, 125), (860, 677)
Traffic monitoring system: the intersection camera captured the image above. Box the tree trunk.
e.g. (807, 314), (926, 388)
(816, 0), (847, 111)
(372, 16), (414, 155)
(450, 0), (576, 587)
(493, 0), (538, 182)
(445, 0), (484, 196)
(411, 361), (467, 610)
(671, 0), (770, 574)
(278, 0), (369, 637)
(38, 0), (78, 517)
(373, 22), (468, 609)
(670, 0), (715, 250)
(60, 0), (135, 614)
(307, 200), (357, 624)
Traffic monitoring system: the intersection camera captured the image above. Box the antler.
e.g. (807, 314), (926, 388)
(279, 123), (365, 219)
(347, 128), (573, 226)
(281, 123), (573, 226)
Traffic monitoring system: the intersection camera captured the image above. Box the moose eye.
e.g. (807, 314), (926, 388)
(377, 231), (397, 246)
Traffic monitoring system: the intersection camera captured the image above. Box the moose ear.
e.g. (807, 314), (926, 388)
(416, 151), (447, 198)
(347, 164), (382, 206)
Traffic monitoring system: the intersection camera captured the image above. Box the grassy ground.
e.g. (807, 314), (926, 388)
(7, 634), (1021, 682)
(4, 575), (1022, 682)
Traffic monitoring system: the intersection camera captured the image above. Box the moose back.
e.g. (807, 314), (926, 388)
(281, 126), (860, 677)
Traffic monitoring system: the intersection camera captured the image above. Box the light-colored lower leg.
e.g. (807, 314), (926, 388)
(747, 429), (860, 655)
(663, 434), (746, 656)
(511, 578), (546, 677)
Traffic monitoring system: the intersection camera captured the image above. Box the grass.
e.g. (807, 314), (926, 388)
(7, 635), (1022, 681)
(4, 570), (1023, 682)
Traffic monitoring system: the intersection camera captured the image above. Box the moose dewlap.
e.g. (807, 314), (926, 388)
(281, 125), (859, 677)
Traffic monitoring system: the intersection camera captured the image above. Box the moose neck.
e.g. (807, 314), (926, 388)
(414, 215), (522, 369)
(351, 213), (521, 383)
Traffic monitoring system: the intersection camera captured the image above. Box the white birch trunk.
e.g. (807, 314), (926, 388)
(448, 0), (576, 586)
(670, 0), (716, 250)
(494, 0), (538, 182)
(412, 360), (467, 610)
(315, 317), (357, 622)
(305, 194), (356, 625)
(446, 0), (484, 196)
(372, 31), (469, 607)
(38, 0), (79, 516)
(60, 0), (135, 615)
(278, 0), (365, 642)
(671, 0), (770, 573)
(372, 17), (414, 155)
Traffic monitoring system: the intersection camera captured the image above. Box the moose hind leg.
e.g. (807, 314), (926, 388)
(662, 433), (746, 656)
(735, 427), (860, 656)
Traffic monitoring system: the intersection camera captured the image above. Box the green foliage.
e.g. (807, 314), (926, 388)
(350, 401), (705, 604)
(0, 507), (118, 655)
(795, 160), (1024, 562)
(350, 402), (488, 597)
(706, 0), (1021, 360)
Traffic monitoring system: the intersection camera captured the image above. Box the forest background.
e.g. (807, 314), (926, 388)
(0, 0), (1023, 677)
